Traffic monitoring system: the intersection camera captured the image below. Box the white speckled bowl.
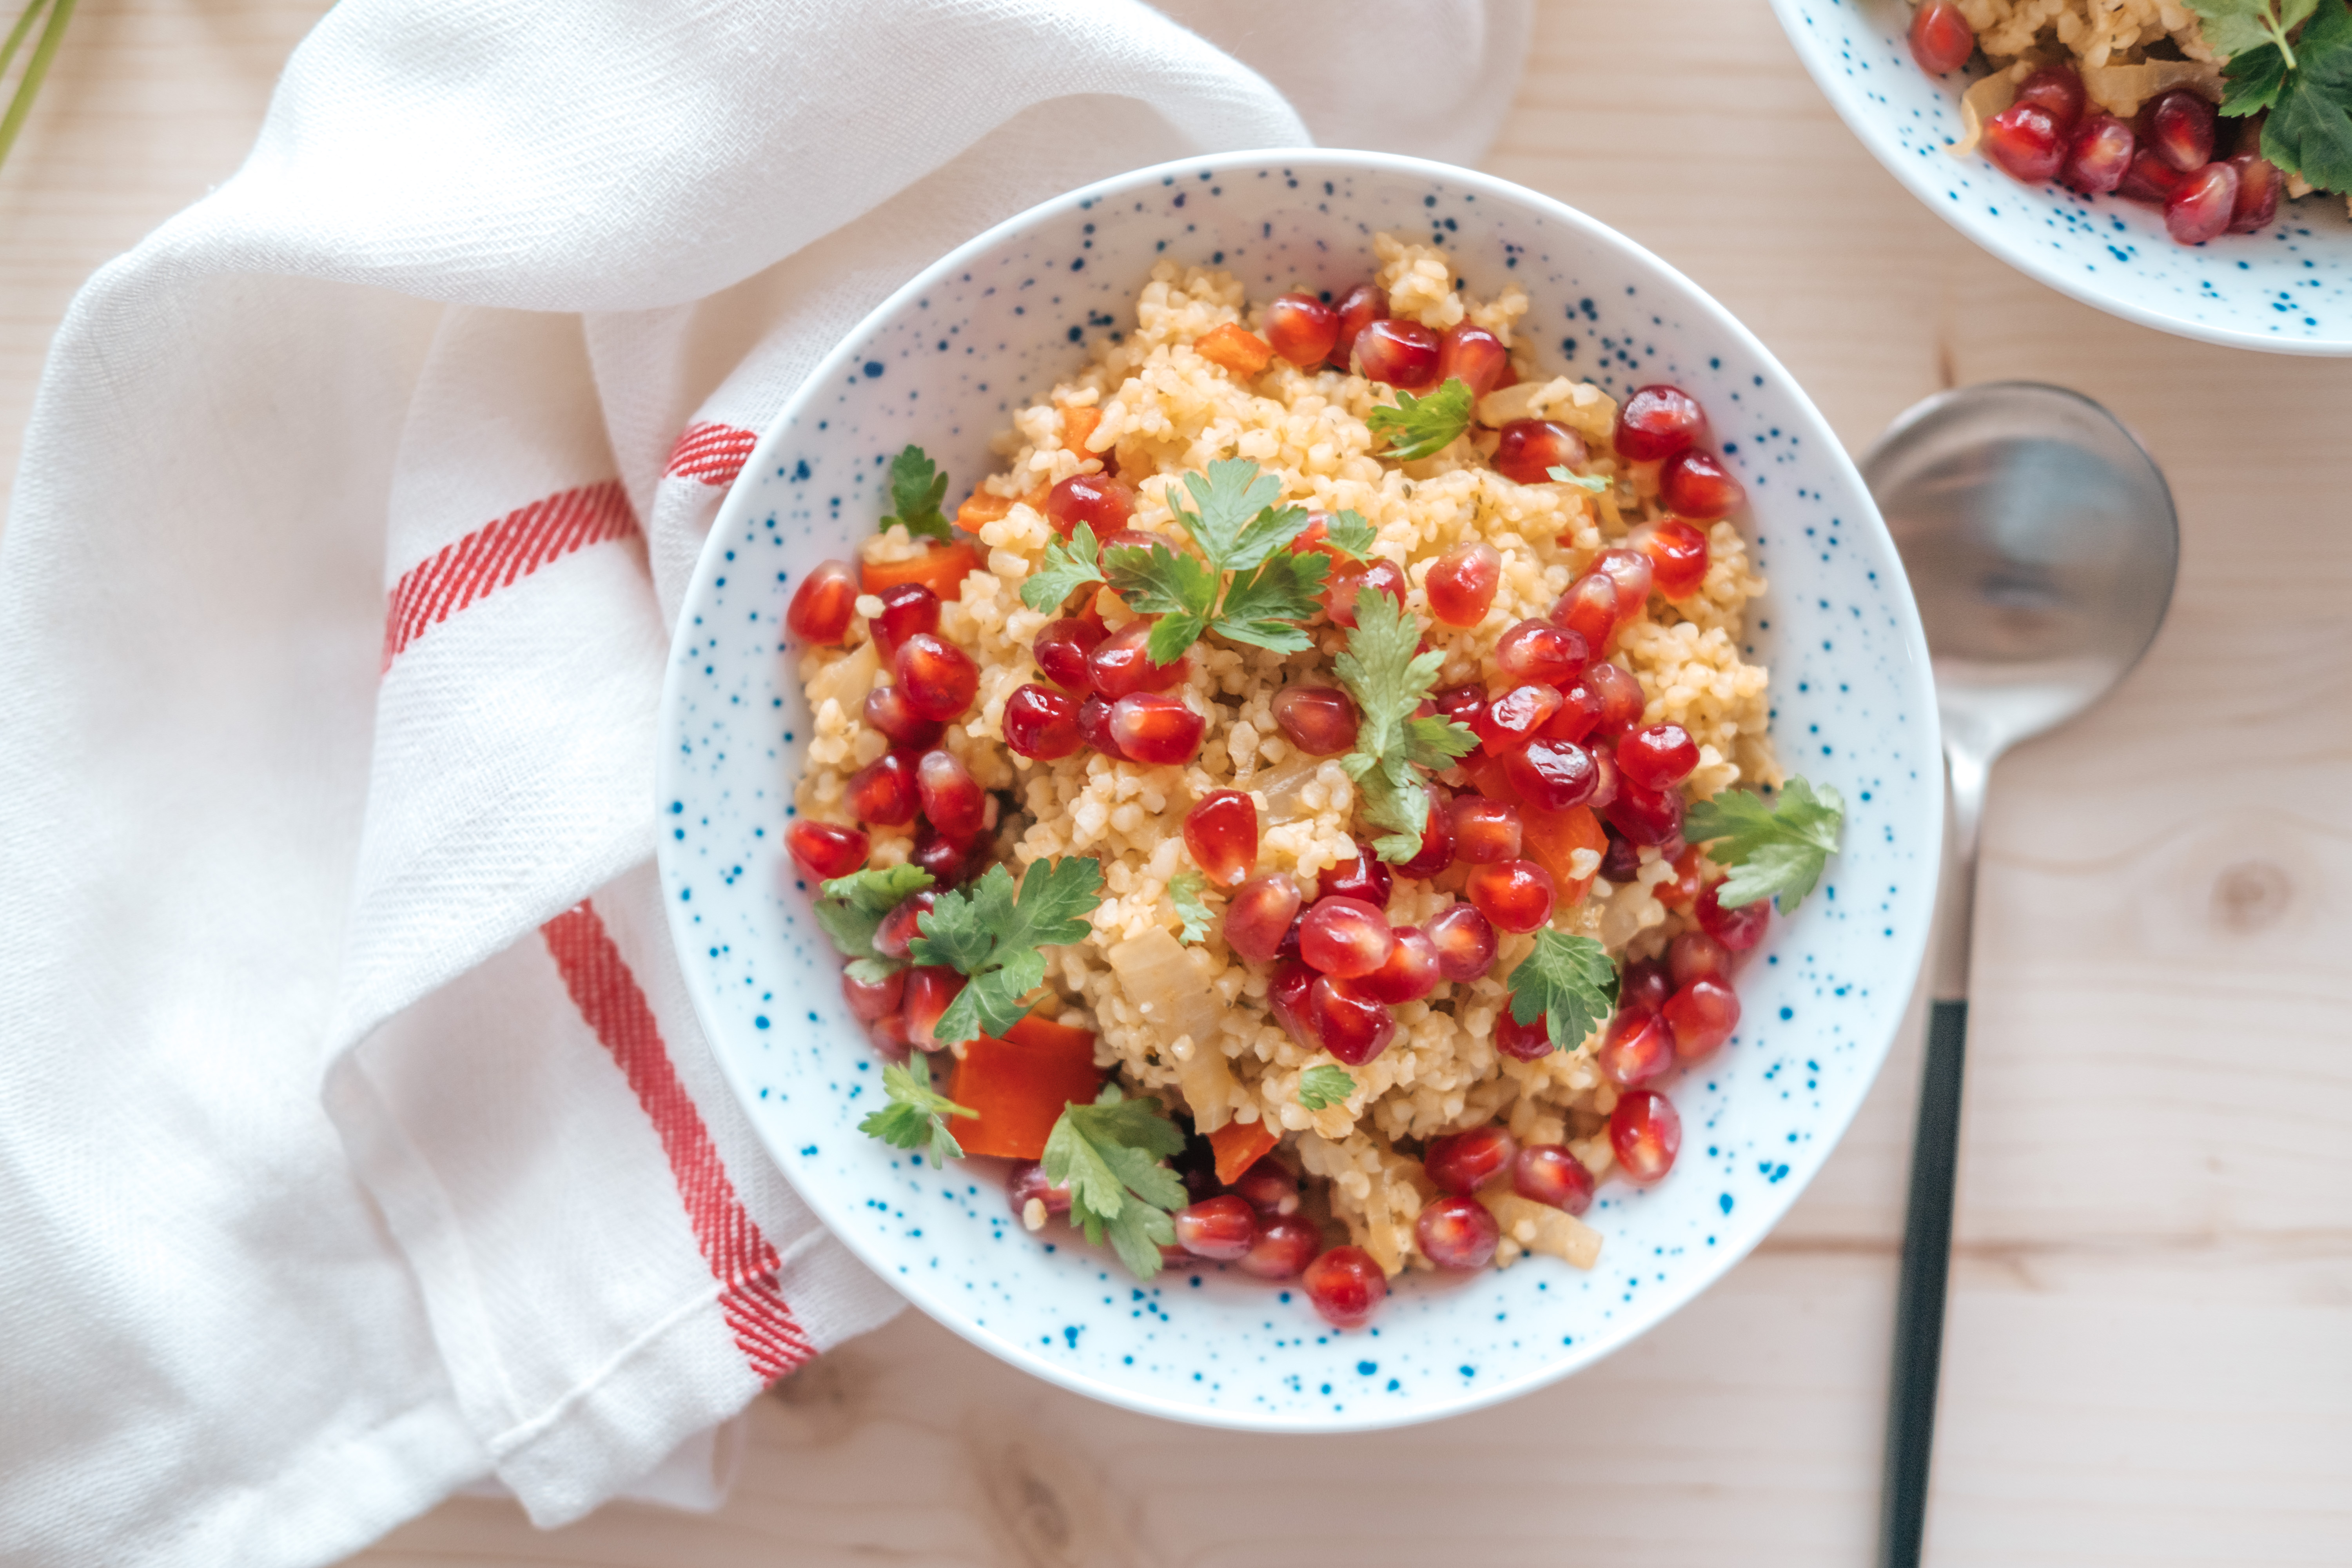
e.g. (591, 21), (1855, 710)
(655, 149), (1940, 1431)
(1770, 0), (2352, 353)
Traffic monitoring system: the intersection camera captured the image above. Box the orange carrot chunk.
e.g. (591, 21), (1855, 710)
(860, 542), (980, 602)
(1209, 1120), (1278, 1187)
(1193, 322), (1275, 379)
(1060, 403), (1104, 456)
(948, 1014), (1104, 1160)
(955, 489), (1015, 530)
(1518, 802), (1607, 907)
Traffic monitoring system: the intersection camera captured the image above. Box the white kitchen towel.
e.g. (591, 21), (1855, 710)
(0, 2), (1528, 1564)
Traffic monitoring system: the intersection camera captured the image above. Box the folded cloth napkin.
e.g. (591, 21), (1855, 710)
(0, 2), (1526, 1562)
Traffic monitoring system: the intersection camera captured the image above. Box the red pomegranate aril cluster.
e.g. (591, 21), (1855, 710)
(1416, 1194), (1500, 1270)
(1272, 684), (1361, 755)
(1226, 873), (1303, 963)
(1908, 0), (1974, 73)
(1504, 737), (1600, 811)
(845, 750), (918, 825)
(1003, 683), (1082, 759)
(1513, 1144), (1594, 1214)
(1183, 791), (1258, 887)
(1355, 925), (1441, 1003)
(1465, 859), (1555, 934)
(1045, 471), (1136, 537)
(786, 819), (868, 880)
(864, 682), (944, 748)
(1033, 617), (1104, 689)
(1302, 1245), (1387, 1328)
(1087, 620), (1186, 699)
(1426, 901), (1497, 980)
(785, 560), (858, 644)
(1076, 695), (1126, 759)
(1427, 540), (1502, 626)
(1107, 693), (1205, 765)
(1263, 292), (1339, 367)
(1437, 321), (1511, 397)
(1425, 1126), (1515, 1194)
(1584, 661), (1646, 734)
(1355, 318), (1441, 391)
(1493, 419), (1586, 486)
(1609, 1090), (1681, 1183)
(871, 583), (939, 659)
(1605, 779), (1684, 848)
(1475, 682), (1563, 752)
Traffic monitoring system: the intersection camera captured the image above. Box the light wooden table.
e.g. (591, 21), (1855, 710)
(8, 3), (2348, 1563)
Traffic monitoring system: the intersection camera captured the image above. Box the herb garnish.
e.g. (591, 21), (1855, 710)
(879, 445), (954, 542)
(815, 864), (936, 985)
(2193, 0), (2352, 191)
(1167, 869), (1214, 944)
(1321, 509), (1379, 557)
(1367, 377), (1475, 461)
(909, 856), (1104, 1044)
(1042, 1084), (1189, 1278)
(1682, 777), (1846, 911)
(858, 1053), (976, 1166)
(1297, 1064), (1356, 1110)
(1547, 463), (1610, 494)
(1332, 587), (1479, 862)
(1505, 929), (1619, 1051)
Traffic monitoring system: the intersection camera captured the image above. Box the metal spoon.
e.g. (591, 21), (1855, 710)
(1862, 383), (2178, 1568)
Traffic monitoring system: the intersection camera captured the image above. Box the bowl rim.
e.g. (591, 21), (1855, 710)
(1766, 0), (2352, 358)
(656, 145), (1940, 1430)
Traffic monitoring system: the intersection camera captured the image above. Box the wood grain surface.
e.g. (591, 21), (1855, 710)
(5, 1), (2347, 1563)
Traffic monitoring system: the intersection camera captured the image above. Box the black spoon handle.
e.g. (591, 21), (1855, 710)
(1880, 998), (1969, 1568)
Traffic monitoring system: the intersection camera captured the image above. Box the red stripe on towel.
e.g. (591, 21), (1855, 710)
(381, 479), (638, 670)
(663, 421), (759, 487)
(541, 902), (813, 1383)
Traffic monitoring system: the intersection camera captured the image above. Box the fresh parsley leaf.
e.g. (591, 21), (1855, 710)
(1211, 553), (1328, 652)
(1102, 541), (1219, 662)
(1297, 1064), (1355, 1111)
(879, 445), (953, 542)
(1020, 522), (1108, 613)
(1683, 776), (1846, 911)
(1332, 585), (1477, 862)
(1042, 1084), (1187, 1278)
(1506, 930), (1619, 1051)
(1546, 464), (1610, 494)
(1165, 458), (1303, 570)
(2223, 38), (2292, 112)
(2260, 0), (2352, 191)
(1167, 870), (1213, 944)
(1322, 509), (1379, 558)
(857, 1053), (976, 1166)
(910, 856), (1105, 1044)
(813, 864), (936, 973)
(1367, 377), (1475, 461)
(2188, 0), (2317, 67)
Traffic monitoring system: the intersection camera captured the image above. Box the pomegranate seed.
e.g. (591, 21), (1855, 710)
(1632, 518), (1710, 599)
(1554, 573), (1620, 651)
(1592, 548), (1655, 618)
(840, 965), (905, 1023)
(900, 965), (965, 1052)
(1585, 661), (1646, 734)
(1355, 318), (1441, 391)
(1416, 1193), (1501, 1270)
(1621, 956), (1673, 1014)
(845, 750), (918, 825)
(1008, 1161), (1073, 1220)
(1045, 471), (1136, 537)
(785, 820), (868, 880)
(1586, 744), (1621, 812)
(1494, 419), (1587, 485)
(1076, 695), (1127, 760)
(864, 683), (946, 749)
(1288, 512), (1336, 560)
(1302, 1245), (1387, 1327)
(2118, 145), (2190, 204)
(2229, 153), (2282, 233)
(1175, 1194), (1258, 1260)
(1431, 688), (1485, 741)
(1268, 958), (1318, 1048)
(1427, 902), (1498, 981)
(2165, 161), (2238, 246)
(1664, 976), (1741, 1060)
(1096, 526), (1166, 562)
(871, 889), (938, 961)
(1495, 618), (1588, 686)
(1595, 1007), (1676, 1085)
(1614, 383), (1708, 462)
(872, 583), (940, 660)
(1183, 791), (1259, 887)
(1604, 781), (1684, 847)
(1318, 842), (1394, 910)
(1393, 789), (1456, 878)
(2147, 87), (2215, 173)
(1087, 619), (1187, 699)
(1310, 975), (1397, 1065)
(1474, 682), (1563, 753)
(1298, 897), (1394, 978)
(1541, 677), (1604, 743)
(1034, 618), (1105, 691)
(1618, 723), (1699, 789)
(915, 749), (986, 840)
(785, 560), (859, 644)
(1240, 1215), (1321, 1279)
(1108, 693), (1205, 766)
(1659, 450), (1745, 521)
(1272, 684), (1361, 755)
(2063, 114), (2136, 194)
(2013, 63), (2086, 136)
(1907, 0), (1974, 73)
(1264, 292), (1340, 367)
(1323, 558), (1407, 628)
(1436, 321), (1511, 397)
(1514, 1144), (1595, 1214)
(1504, 737), (1599, 812)
(1233, 1157), (1300, 1214)
(1983, 102), (2065, 182)
(1427, 540), (1502, 626)
(1425, 1126), (1516, 1194)
(1495, 1002), (1554, 1060)
(910, 825), (976, 886)
(1327, 283), (1387, 368)
(1608, 1090), (1681, 1183)
(1355, 924), (1442, 1003)
(1227, 873), (1304, 963)
(1599, 823), (1642, 884)
(1695, 882), (1769, 951)
(894, 633), (978, 721)
(1669, 930), (1731, 987)
(1003, 683), (1083, 760)
(1465, 859), (1556, 934)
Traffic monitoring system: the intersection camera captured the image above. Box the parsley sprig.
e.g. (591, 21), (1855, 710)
(1683, 776), (1846, 911)
(858, 1053), (976, 1166)
(1506, 930), (1619, 1051)
(815, 864), (936, 985)
(879, 445), (954, 542)
(1547, 463), (1610, 495)
(2194, 0), (2352, 192)
(1367, 377), (1475, 461)
(1322, 510), (1379, 557)
(1042, 1085), (1189, 1278)
(1297, 1064), (1356, 1111)
(909, 856), (1104, 1044)
(1332, 587), (1478, 862)
(1166, 869), (1214, 944)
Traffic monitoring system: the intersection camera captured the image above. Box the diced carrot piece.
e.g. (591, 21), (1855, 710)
(1193, 323), (1274, 379)
(1462, 751), (1520, 806)
(948, 1016), (1103, 1161)
(1209, 1120), (1278, 1187)
(1519, 802), (1607, 907)
(860, 542), (980, 602)
(1060, 403), (1103, 456)
(955, 489), (1014, 530)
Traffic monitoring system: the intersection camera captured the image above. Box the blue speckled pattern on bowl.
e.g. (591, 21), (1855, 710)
(655, 149), (1942, 1431)
(1771, 0), (2352, 353)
